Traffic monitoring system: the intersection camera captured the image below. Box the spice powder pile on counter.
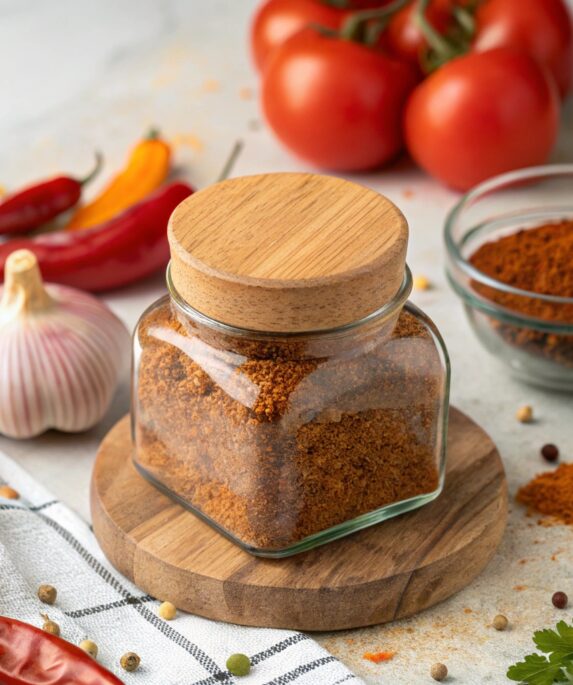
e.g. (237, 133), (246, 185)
(517, 463), (573, 525)
(131, 173), (450, 554)
(469, 219), (573, 367)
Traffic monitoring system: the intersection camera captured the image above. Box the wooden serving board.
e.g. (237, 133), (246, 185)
(91, 408), (507, 631)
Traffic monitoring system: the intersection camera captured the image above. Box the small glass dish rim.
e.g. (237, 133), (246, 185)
(444, 164), (573, 335)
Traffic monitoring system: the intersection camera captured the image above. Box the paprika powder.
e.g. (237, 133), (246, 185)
(469, 219), (573, 368)
(517, 463), (573, 525)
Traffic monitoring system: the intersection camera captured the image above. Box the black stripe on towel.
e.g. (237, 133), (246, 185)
(251, 634), (310, 665)
(265, 656), (338, 685)
(65, 594), (155, 618)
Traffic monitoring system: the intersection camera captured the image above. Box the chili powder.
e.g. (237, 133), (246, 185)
(517, 463), (573, 525)
(469, 220), (573, 367)
(134, 300), (444, 551)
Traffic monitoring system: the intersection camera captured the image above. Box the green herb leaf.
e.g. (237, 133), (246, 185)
(507, 653), (564, 685)
(534, 622), (573, 660)
(562, 662), (573, 681)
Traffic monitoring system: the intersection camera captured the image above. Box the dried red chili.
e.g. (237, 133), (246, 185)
(0, 616), (123, 684)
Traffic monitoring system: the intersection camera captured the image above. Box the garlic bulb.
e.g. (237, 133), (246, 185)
(0, 250), (130, 438)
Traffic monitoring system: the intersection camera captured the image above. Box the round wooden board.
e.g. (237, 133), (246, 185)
(91, 408), (507, 631)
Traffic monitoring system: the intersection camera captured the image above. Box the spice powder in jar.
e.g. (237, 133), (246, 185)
(132, 173), (450, 556)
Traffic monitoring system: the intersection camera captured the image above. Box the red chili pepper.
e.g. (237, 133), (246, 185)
(0, 181), (193, 292)
(0, 154), (103, 236)
(0, 616), (124, 684)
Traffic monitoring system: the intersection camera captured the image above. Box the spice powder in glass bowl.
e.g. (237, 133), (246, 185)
(469, 220), (573, 368)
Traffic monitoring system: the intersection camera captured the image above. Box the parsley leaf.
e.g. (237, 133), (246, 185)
(534, 622), (573, 660)
(507, 621), (573, 684)
(507, 654), (564, 685)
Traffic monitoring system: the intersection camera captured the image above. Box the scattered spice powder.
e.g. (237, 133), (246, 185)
(469, 220), (573, 368)
(202, 79), (220, 93)
(171, 133), (204, 152)
(517, 464), (573, 525)
(513, 585), (528, 592)
(238, 87), (254, 100)
(134, 301), (444, 550)
(0, 485), (19, 499)
(363, 651), (396, 664)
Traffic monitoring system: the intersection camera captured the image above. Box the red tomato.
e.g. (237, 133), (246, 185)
(262, 30), (418, 170)
(474, 0), (573, 97)
(384, 0), (453, 68)
(251, 0), (346, 72)
(404, 48), (559, 191)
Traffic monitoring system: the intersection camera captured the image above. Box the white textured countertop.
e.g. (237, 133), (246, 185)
(1, 1), (573, 682)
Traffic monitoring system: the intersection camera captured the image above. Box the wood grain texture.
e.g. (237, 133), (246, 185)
(168, 173), (408, 332)
(91, 408), (507, 631)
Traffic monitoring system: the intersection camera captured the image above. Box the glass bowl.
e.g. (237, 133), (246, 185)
(445, 165), (573, 391)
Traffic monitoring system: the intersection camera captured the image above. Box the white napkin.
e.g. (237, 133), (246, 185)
(0, 450), (362, 685)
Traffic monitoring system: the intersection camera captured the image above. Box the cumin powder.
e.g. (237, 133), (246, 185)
(134, 300), (443, 551)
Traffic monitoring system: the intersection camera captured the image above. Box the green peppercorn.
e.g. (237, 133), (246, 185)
(226, 653), (251, 677)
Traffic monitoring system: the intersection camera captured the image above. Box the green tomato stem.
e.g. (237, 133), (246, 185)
(413, 0), (459, 61)
(340, 0), (410, 43)
(322, 0), (351, 7)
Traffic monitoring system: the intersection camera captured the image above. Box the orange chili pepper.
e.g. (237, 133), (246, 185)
(363, 651), (396, 664)
(66, 128), (170, 230)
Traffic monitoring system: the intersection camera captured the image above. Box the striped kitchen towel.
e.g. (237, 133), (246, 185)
(0, 450), (362, 685)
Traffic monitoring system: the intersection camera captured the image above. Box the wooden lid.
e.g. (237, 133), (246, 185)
(168, 173), (408, 332)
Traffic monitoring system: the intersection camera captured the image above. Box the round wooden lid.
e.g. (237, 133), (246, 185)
(168, 173), (408, 332)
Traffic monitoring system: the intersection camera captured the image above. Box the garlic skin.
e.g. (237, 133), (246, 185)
(0, 250), (130, 439)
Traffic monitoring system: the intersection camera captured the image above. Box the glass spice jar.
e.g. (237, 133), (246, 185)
(132, 173), (450, 557)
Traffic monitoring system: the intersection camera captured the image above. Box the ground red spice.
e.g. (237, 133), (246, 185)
(363, 651), (396, 664)
(134, 300), (444, 551)
(469, 220), (573, 366)
(517, 463), (573, 525)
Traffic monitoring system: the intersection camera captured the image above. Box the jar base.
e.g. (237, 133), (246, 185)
(133, 459), (445, 557)
(91, 410), (506, 630)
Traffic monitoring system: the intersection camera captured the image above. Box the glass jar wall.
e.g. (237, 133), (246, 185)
(132, 268), (450, 557)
